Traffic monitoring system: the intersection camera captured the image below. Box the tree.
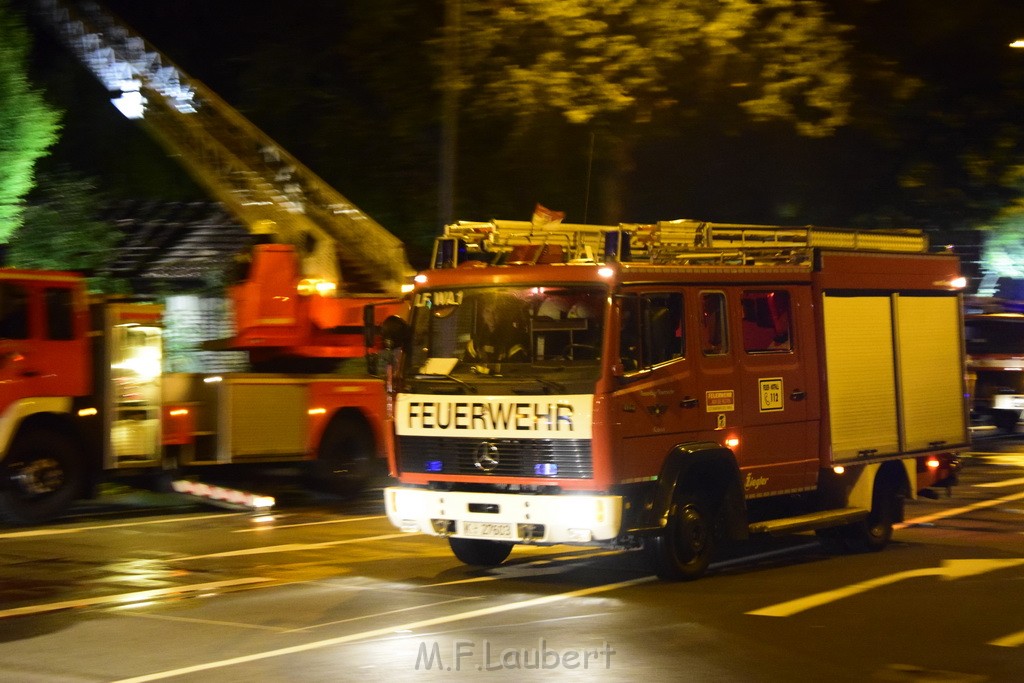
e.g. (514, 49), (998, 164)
(452, 0), (854, 222)
(8, 170), (124, 292)
(0, 0), (61, 240)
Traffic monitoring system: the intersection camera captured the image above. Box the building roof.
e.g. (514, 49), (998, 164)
(101, 200), (253, 288)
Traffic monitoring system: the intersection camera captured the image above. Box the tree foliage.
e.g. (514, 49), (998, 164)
(450, 0), (854, 222)
(8, 170), (124, 292)
(0, 0), (61, 241)
(458, 0), (851, 135)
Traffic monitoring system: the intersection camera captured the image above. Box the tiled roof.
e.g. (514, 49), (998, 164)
(101, 200), (253, 286)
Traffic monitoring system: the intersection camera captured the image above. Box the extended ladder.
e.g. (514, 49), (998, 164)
(34, 0), (413, 294)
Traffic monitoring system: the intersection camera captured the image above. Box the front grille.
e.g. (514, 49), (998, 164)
(398, 436), (593, 479)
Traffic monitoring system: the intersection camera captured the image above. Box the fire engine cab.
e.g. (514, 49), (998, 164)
(383, 219), (967, 580)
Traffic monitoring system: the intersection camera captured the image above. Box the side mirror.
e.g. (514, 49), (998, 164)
(381, 315), (411, 350)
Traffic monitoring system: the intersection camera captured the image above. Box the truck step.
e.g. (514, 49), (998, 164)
(748, 507), (868, 536)
(171, 480), (275, 513)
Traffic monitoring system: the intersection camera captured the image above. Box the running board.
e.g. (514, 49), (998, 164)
(171, 480), (276, 512)
(748, 507), (868, 536)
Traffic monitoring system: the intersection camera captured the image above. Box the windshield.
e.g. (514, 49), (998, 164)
(406, 285), (607, 388)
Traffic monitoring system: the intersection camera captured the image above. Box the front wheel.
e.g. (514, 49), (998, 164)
(308, 413), (379, 496)
(449, 537), (514, 566)
(644, 492), (716, 581)
(0, 431), (84, 525)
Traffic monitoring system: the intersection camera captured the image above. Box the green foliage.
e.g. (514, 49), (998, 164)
(0, 0), (62, 240)
(7, 170), (125, 293)
(456, 0), (852, 136)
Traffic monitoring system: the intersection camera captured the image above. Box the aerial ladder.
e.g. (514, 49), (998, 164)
(31, 0), (413, 301)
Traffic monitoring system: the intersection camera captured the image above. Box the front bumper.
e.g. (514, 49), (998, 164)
(384, 487), (623, 544)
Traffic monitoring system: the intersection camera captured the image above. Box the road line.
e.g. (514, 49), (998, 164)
(232, 515), (386, 532)
(0, 513), (245, 539)
(175, 533), (410, 561)
(120, 610), (290, 632)
(281, 596), (482, 634)
(975, 477), (1024, 488)
(748, 559), (1024, 618)
(897, 490), (1024, 529)
(110, 575), (655, 683)
(990, 629), (1024, 648)
(0, 577), (272, 619)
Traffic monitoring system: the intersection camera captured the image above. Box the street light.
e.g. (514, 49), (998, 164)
(1011, 39), (1024, 48)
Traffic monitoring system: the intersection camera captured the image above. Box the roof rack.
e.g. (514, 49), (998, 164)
(432, 219), (930, 268)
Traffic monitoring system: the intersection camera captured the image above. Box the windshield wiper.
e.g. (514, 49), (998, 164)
(413, 373), (478, 394)
(512, 375), (567, 394)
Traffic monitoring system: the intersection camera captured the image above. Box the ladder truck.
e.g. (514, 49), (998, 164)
(382, 218), (967, 580)
(0, 1), (414, 524)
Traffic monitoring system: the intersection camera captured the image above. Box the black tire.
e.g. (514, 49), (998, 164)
(449, 537), (514, 566)
(839, 476), (903, 553)
(645, 492), (716, 581)
(0, 431), (84, 525)
(309, 413), (378, 496)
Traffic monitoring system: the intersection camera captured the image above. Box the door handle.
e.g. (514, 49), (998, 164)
(790, 389), (806, 401)
(679, 397), (699, 409)
(647, 404), (667, 416)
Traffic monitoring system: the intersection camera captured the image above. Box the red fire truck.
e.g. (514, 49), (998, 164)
(964, 311), (1024, 433)
(382, 219), (967, 580)
(0, 1), (412, 525)
(0, 251), (402, 525)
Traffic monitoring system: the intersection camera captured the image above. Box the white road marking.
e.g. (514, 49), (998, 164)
(748, 559), (1024, 618)
(232, 515), (387, 533)
(174, 533), (410, 561)
(0, 513), (245, 540)
(897, 490), (1024, 529)
(110, 575), (655, 683)
(281, 596), (483, 634)
(0, 577), (272, 619)
(990, 629), (1024, 648)
(975, 477), (1024, 488)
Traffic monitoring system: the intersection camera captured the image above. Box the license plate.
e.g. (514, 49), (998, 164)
(461, 521), (514, 539)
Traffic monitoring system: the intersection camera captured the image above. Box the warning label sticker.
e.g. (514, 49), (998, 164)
(705, 390), (735, 412)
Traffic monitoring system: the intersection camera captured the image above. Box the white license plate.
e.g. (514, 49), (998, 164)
(461, 521), (514, 539)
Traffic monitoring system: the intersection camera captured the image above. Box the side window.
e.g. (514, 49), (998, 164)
(700, 291), (728, 356)
(619, 292), (684, 371)
(741, 290), (792, 353)
(45, 287), (75, 341)
(644, 292), (684, 366)
(619, 295), (642, 371)
(0, 283), (30, 339)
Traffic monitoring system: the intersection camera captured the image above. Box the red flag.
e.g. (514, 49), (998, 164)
(532, 203), (565, 227)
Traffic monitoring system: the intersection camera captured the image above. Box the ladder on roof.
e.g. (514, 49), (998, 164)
(437, 218), (930, 267)
(33, 0), (413, 294)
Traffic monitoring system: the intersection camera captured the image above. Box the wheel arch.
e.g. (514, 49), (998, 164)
(641, 441), (748, 541)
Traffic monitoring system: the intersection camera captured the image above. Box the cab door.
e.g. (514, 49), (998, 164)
(0, 277), (88, 419)
(609, 289), (699, 482)
(730, 285), (819, 495)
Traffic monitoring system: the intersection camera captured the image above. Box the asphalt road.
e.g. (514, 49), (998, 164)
(1, 443), (1022, 683)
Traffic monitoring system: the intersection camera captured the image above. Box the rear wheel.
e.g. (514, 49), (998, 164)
(645, 492), (716, 581)
(309, 413), (378, 496)
(0, 431), (84, 525)
(841, 476), (902, 553)
(449, 537), (514, 566)
(819, 475), (903, 554)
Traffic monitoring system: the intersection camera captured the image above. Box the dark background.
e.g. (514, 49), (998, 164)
(20, 1), (1024, 269)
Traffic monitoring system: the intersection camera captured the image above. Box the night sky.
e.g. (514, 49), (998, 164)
(19, 0), (1024, 259)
